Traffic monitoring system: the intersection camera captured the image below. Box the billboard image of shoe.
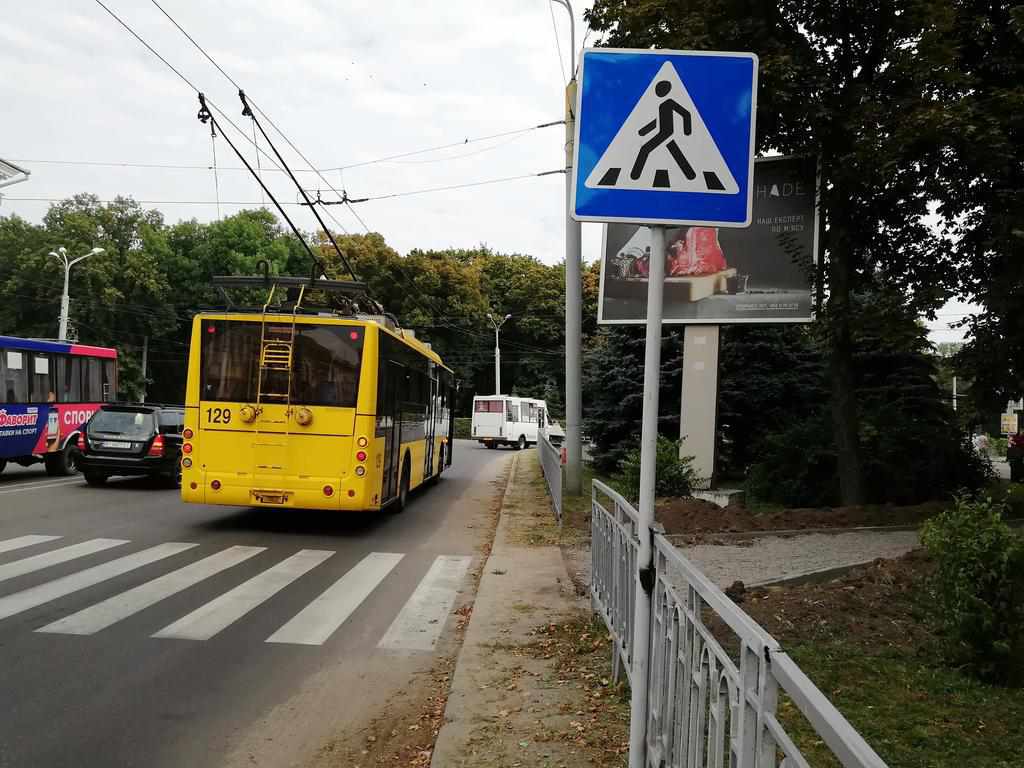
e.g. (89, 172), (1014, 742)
(598, 155), (819, 324)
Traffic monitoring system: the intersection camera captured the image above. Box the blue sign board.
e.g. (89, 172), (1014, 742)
(572, 48), (758, 228)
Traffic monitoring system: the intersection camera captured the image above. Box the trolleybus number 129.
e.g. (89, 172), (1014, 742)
(206, 407), (232, 424)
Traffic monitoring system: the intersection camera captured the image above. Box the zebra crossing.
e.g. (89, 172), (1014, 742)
(0, 534), (473, 650)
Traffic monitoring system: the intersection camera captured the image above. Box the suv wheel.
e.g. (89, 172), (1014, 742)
(45, 441), (80, 477)
(84, 472), (107, 487)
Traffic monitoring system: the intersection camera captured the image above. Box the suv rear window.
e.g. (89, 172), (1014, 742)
(158, 411), (185, 433)
(89, 410), (155, 439)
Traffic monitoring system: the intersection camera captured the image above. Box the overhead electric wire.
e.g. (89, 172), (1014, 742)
(88, 0), (291, 184)
(10, 120), (563, 175)
(4, 169), (565, 207)
(547, 0), (568, 82)
(146, 0), (363, 235)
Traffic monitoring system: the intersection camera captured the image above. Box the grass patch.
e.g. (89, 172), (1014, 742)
(738, 552), (1024, 767)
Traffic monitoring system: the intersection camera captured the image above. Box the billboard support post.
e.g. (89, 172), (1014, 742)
(679, 325), (719, 486)
(627, 225), (666, 767)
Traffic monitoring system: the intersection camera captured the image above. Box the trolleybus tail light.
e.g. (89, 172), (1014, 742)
(348, 490), (356, 497)
(210, 479), (221, 491)
(182, 457), (193, 469)
(357, 436), (368, 448)
(183, 428), (194, 440)
(355, 466), (366, 477)
(190, 482), (197, 490)
(323, 485), (334, 497)
(182, 442), (193, 454)
(356, 450), (367, 462)
(148, 434), (165, 457)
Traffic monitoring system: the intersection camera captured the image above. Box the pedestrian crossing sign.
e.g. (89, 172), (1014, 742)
(572, 48), (758, 228)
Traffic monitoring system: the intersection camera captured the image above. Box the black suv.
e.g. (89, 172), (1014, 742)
(78, 405), (185, 487)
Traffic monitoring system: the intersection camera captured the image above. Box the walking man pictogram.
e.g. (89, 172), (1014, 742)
(630, 80), (697, 182)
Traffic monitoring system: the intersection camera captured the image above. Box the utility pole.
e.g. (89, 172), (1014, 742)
(49, 246), (104, 341)
(952, 375), (957, 412)
(551, 0), (583, 495)
(141, 336), (149, 404)
(487, 313), (511, 395)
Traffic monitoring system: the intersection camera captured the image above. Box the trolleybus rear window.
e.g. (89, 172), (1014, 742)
(201, 321), (363, 406)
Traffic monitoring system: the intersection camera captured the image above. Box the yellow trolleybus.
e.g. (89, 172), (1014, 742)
(180, 275), (454, 511)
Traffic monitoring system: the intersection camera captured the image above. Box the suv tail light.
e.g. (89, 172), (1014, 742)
(148, 434), (165, 457)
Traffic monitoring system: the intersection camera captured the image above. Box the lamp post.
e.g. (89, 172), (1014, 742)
(487, 312), (512, 395)
(49, 246), (104, 341)
(550, 0), (583, 495)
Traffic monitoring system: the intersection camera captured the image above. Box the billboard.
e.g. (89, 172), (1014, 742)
(1001, 412), (1019, 436)
(597, 155), (819, 324)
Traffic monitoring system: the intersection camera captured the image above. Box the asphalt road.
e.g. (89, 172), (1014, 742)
(0, 440), (512, 768)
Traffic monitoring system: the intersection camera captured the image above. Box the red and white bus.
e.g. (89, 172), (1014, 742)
(0, 335), (117, 476)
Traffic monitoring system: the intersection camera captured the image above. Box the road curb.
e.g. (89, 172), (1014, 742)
(746, 558), (882, 590)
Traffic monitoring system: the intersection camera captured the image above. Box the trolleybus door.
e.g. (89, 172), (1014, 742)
(424, 370), (437, 479)
(380, 360), (402, 502)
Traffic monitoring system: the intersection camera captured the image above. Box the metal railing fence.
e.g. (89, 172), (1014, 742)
(538, 432), (563, 523)
(591, 480), (641, 683)
(591, 481), (889, 768)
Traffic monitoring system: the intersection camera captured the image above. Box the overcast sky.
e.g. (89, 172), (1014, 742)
(1, 1), (972, 341)
(3, 0), (598, 261)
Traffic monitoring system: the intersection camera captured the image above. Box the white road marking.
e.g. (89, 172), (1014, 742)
(0, 543), (197, 622)
(37, 545), (265, 635)
(0, 535), (62, 555)
(266, 552), (404, 646)
(0, 479), (81, 496)
(0, 539), (128, 583)
(378, 555), (472, 652)
(153, 549), (334, 641)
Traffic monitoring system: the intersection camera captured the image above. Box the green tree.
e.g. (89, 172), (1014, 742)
(587, 0), (970, 504)
(941, 3), (1024, 416)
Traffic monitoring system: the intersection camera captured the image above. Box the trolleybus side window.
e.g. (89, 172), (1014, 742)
(2, 350), (28, 403)
(57, 355), (83, 403)
(30, 354), (52, 402)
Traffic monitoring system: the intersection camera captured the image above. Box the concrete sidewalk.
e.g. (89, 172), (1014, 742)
(431, 452), (627, 767)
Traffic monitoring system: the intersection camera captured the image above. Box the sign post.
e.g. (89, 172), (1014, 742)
(573, 47), (757, 767)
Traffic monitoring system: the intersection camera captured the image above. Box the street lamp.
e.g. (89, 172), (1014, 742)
(549, 0), (584, 496)
(49, 246), (104, 341)
(487, 312), (512, 395)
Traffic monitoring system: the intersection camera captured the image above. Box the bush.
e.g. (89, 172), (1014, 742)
(990, 437), (1009, 458)
(614, 436), (695, 502)
(921, 494), (1024, 685)
(454, 417), (472, 440)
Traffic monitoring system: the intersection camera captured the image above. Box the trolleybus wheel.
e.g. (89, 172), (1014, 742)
(516, 435), (527, 451)
(0, 459), (6, 475)
(45, 441), (80, 477)
(395, 458), (411, 512)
